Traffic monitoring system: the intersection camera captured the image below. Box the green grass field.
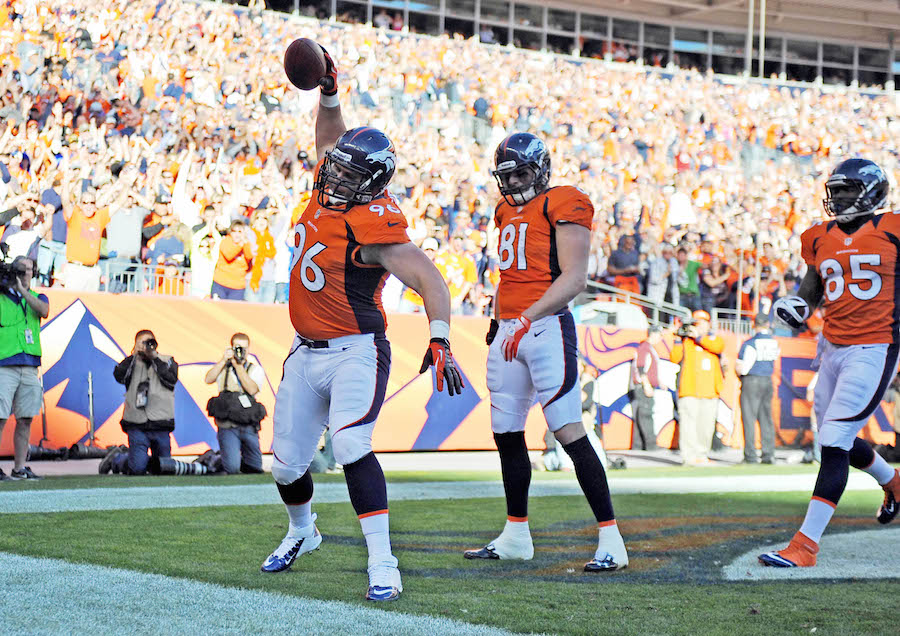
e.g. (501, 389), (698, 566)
(0, 467), (895, 635)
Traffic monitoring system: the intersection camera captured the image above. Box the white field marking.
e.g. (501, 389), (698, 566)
(0, 552), (513, 636)
(0, 473), (882, 515)
(723, 527), (900, 580)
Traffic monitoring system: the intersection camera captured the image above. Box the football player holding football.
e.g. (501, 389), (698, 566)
(262, 46), (464, 601)
(464, 133), (628, 572)
(760, 158), (900, 568)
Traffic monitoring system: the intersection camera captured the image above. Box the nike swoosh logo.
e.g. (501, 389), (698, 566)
(387, 221), (400, 227)
(534, 330), (545, 337)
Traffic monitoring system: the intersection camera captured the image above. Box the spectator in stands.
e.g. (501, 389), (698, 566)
(700, 256), (731, 313)
(607, 234), (641, 294)
(245, 211), (277, 303)
(676, 247), (702, 312)
(211, 219), (254, 301)
(629, 325), (664, 451)
(102, 330), (207, 476)
(204, 332), (266, 474)
(189, 208), (223, 299)
(738, 314), (780, 464)
(434, 232), (477, 315)
(671, 310), (725, 466)
(645, 242), (679, 309)
(0, 257), (48, 481)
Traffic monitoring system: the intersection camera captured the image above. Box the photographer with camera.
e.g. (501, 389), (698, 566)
(0, 256), (48, 481)
(204, 332), (266, 474)
(102, 330), (207, 475)
(671, 310), (725, 466)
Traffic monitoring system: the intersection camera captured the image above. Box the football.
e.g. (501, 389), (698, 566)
(284, 38), (327, 91)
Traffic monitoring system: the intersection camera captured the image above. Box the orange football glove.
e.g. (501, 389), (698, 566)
(419, 338), (464, 396)
(318, 45), (338, 96)
(500, 316), (531, 361)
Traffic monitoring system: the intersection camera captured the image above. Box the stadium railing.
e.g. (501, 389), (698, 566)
(99, 260), (192, 296)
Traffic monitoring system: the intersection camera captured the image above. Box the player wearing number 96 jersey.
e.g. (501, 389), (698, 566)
(264, 53), (463, 604)
(760, 158), (900, 570)
(464, 132), (629, 573)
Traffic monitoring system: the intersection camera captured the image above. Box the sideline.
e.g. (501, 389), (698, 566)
(723, 527), (900, 580)
(0, 552), (512, 636)
(0, 472), (882, 514)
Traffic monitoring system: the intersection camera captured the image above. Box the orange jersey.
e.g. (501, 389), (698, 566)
(288, 193), (410, 340)
(801, 213), (900, 345)
(494, 186), (593, 319)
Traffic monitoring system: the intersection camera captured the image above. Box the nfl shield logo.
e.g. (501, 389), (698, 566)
(845, 238), (852, 246)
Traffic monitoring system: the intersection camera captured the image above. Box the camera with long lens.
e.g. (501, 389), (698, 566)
(232, 346), (246, 362)
(676, 317), (694, 339)
(0, 243), (22, 290)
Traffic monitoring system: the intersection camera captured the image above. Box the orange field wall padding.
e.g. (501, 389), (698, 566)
(0, 291), (894, 456)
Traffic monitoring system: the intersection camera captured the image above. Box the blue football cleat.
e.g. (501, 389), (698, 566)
(366, 558), (402, 602)
(261, 514), (322, 573)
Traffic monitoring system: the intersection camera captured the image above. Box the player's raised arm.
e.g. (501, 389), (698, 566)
(362, 242), (464, 396)
(314, 45), (346, 158)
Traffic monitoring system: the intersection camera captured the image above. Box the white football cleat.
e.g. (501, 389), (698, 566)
(464, 530), (534, 560)
(260, 514), (322, 573)
(366, 556), (402, 601)
(584, 526), (628, 572)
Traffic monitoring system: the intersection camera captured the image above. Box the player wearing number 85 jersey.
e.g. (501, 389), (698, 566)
(760, 158), (900, 569)
(464, 133), (629, 572)
(264, 46), (464, 603)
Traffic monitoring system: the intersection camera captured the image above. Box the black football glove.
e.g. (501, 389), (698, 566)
(485, 319), (499, 345)
(419, 338), (464, 396)
(318, 45), (338, 96)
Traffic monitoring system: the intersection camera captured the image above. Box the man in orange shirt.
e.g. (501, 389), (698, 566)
(211, 220), (254, 300)
(61, 184), (110, 292)
(671, 310), (725, 465)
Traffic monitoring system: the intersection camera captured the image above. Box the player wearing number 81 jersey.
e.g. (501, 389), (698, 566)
(264, 46), (464, 603)
(760, 158), (900, 569)
(463, 132), (629, 572)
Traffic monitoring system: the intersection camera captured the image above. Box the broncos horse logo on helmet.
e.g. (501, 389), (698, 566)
(316, 127), (397, 212)
(823, 158), (889, 223)
(492, 132), (551, 206)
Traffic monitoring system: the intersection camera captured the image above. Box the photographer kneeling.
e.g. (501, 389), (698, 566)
(0, 257), (49, 481)
(103, 330), (207, 475)
(204, 333), (266, 474)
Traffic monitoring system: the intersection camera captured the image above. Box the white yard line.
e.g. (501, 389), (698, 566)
(0, 552), (512, 636)
(724, 527), (900, 580)
(0, 473), (880, 515)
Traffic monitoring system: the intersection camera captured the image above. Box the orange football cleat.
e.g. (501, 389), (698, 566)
(878, 469), (900, 524)
(758, 531), (819, 567)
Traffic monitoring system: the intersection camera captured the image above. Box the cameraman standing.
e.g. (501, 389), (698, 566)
(204, 333), (266, 474)
(0, 257), (49, 481)
(105, 330), (187, 475)
(671, 310), (725, 466)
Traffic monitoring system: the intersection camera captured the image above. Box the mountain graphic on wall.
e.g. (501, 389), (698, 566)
(40, 300), (218, 448)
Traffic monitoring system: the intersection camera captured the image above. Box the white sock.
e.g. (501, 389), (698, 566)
(598, 520), (621, 542)
(360, 511), (392, 563)
(862, 454), (896, 486)
(286, 502), (312, 536)
(798, 497), (835, 544)
(500, 518), (531, 539)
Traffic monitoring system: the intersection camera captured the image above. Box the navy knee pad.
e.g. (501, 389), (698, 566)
(276, 470), (314, 505)
(812, 446), (850, 506)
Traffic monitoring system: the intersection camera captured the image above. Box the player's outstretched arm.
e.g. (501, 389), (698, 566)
(315, 45), (346, 159)
(523, 222), (591, 322)
(362, 242), (464, 395)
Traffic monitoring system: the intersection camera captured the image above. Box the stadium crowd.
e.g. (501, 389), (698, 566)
(2, 0), (900, 317)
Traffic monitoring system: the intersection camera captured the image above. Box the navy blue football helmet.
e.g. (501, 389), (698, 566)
(823, 158), (889, 222)
(492, 132), (551, 205)
(316, 127), (396, 211)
